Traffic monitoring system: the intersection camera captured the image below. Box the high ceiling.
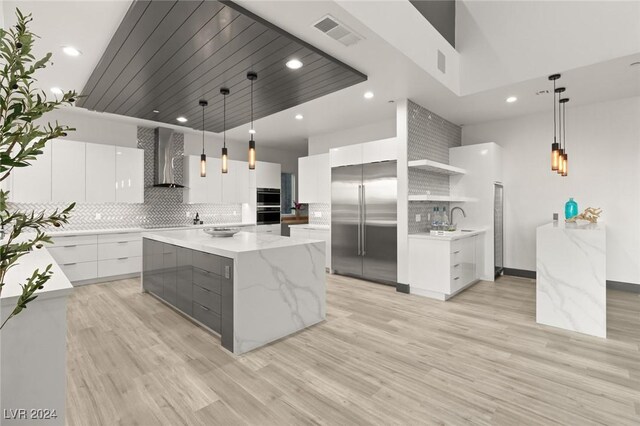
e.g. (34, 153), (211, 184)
(77, 0), (366, 133)
(2, 1), (639, 150)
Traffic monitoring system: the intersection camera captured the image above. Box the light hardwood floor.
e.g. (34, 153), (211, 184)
(67, 275), (640, 425)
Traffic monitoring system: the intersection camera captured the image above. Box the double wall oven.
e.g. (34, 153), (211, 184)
(257, 188), (281, 225)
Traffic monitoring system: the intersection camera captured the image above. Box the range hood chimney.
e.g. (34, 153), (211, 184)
(154, 127), (184, 188)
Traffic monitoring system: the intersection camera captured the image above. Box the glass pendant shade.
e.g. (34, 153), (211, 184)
(221, 147), (228, 174)
(200, 153), (206, 177)
(562, 153), (568, 177)
(248, 139), (256, 170)
(551, 142), (560, 171)
(557, 149), (564, 174)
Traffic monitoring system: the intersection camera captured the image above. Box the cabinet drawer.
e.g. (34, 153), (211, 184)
(192, 302), (221, 333)
(51, 234), (97, 247)
(193, 267), (221, 294)
(192, 284), (221, 314)
(98, 256), (141, 278)
(450, 274), (464, 293)
(60, 261), (97, 282)
(98, 240), (142, 260)
(193, 251), (221, 275)
(98, 232), (141, 244)
(48, 244), (98, 264)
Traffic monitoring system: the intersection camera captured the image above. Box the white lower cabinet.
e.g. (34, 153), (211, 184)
(408, 234), (480, 300)
(48, 234), (98, 282)
(289, 226), (331, 269)
(59, 262), (98, 283)
(98, 257), (142, 278)
(256, 224), (281, 235)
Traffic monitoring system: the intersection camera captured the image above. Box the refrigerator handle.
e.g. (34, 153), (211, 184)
(357, 184), (362, 256)
(362, 184), (366, 256)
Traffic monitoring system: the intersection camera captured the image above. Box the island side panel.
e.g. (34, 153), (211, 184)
(536, 225), (606, 338)
(233, 241), (326, 354)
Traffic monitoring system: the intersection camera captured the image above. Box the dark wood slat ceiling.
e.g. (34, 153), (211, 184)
(78, 0), (367, 132)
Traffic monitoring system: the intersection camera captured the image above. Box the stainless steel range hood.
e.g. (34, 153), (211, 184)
(154, 127), (184, 188)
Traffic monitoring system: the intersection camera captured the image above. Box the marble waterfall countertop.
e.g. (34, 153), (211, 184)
(287, 224), (330, 231)
(536, 221), (607, 338)
(145, 229), (324, 259)
(41, 222), (256, 237)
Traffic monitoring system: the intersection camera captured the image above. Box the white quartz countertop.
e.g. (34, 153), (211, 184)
(538, 221), (605, 231)
(288, 224), (330, 230)
(1, 246), (73, 303)
(144, 229), (323, 259)
(37, 222), (256, 237)
(409, 228), (486, 241)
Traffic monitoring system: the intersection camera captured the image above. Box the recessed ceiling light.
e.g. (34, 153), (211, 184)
(364, 91), (374, 99)
(50, 87), (63, 95)
(176, 116), (188, 123)
(152, 109), (159, 114)
(62, 46), (81, 57)
(286, 59), (303, 69)
(506, 96), (517, 103)
(295, 114), (303, 120)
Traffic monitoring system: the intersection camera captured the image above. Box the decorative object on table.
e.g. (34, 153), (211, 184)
(203, 227), (241, 238)
(0, 9), (77, 330)
(565, 198), (578, 220)
(566, 207), (602, 223)
(292, 201), (306, 218)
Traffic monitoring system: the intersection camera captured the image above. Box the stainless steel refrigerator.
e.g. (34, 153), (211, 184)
(331, 161), (397, 284)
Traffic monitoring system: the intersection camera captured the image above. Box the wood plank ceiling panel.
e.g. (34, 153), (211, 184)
(78, 0), (367, 132)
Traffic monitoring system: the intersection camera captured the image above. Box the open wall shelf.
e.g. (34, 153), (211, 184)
(408, 194), (477, 202)
(408, 159), (467, 175)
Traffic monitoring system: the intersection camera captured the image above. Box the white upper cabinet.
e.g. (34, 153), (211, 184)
(52, 139), (86, 203)
(183, 155), (222, 204)
(298, 153), (330, 203)
(329, 143), (362, 168)
(222, 159), (250, 204)
(10, 142), (52, 203)
(115, 146), (144, 203)
(255, 161), (281, 189)
(86, 143), (116, 203)
(330, 138), (398, 168)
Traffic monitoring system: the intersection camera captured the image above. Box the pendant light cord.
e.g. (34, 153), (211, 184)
(563, 101), (566, 152)
(250, 78), (254, 139)
(223, 92), (226, 149)
(553, 79), (557, 144)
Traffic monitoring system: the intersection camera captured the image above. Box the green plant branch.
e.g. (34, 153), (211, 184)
(0, 8), (78, 329)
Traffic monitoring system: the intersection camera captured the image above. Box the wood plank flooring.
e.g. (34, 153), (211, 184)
(66, 275), (640, 425)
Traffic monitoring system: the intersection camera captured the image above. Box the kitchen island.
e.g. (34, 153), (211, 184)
(142, 230), (326, 354)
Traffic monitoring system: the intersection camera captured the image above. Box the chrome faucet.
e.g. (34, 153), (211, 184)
(450, 207), (466, 225)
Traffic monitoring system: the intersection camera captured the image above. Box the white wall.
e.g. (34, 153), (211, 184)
(308, 118), (396, 155)
(457, 1), (640, 95)
(462, 96), (640, 285)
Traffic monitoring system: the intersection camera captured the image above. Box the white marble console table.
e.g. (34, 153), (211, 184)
(536, 221), (606, 338)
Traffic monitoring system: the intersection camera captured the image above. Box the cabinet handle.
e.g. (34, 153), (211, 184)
(117, 257), (129, 260)
(198, 285), (211, 293)
(224, 265), (230, 279)
(199, 304), (210, 312)
(117, 241), (129, 244)
(453, 264), (461, 268)
(453, 277), (460, 280)
(63, 263), (77, 266)
(64, 245), (77, 248)
(453, 250), (460, 254)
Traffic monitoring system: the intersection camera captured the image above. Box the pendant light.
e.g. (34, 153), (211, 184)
(555, 86), (566, 174)
(220, 87), (230, 174)
(199, 99), (208, 177)
(247, 71), (258, 170)
(549, 74), (561, 171)
(559, 97), (570, 177)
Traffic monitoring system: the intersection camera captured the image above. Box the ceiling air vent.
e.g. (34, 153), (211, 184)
(313, 15), (362, 47)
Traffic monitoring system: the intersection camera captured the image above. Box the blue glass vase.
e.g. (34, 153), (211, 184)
(565, 198), (578, 220)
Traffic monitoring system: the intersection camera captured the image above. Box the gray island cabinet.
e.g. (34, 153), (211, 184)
(142, 229), (325, 355)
